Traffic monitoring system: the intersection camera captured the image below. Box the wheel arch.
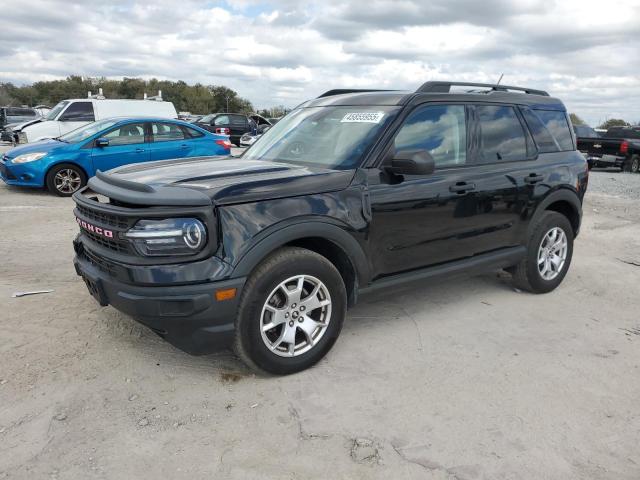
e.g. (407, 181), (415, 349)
(232, 222), (370, 307)
(533, 189), (582, 237)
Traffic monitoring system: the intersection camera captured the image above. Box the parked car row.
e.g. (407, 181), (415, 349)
(574, 124), (640, 173)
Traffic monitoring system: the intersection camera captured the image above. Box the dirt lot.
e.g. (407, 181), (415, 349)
(1, 153), (639, 479)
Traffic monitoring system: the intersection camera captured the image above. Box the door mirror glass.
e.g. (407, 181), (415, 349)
(95, 137), (109, 147)
(387, 149), (435, 175)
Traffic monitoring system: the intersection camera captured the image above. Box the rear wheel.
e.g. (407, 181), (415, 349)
(234, 247), (347, 375)
(46, 163), (86, 197)
(510, 211), (574, 294)
(629, 155), (640, 173)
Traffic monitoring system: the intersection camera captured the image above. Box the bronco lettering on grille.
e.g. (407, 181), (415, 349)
(76, 217), (114, 238)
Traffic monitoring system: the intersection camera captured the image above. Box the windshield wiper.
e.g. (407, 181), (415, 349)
(53, 137), (69, 143)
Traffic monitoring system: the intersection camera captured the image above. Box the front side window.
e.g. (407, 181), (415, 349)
(103, 123), (146, 146)
(242, 105), (400, 170)
(394, 105), (467, 168)
(152, 123), (185, 142)
(533, 110), (573, 151)
(476, 105), (527, 163)
(59, 102), (95, 122)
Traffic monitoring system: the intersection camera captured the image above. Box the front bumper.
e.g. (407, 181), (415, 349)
(73, 246), (246, 355)
(0, 159), (45, 187)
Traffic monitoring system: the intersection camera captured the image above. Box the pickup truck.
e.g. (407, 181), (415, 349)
(576, 125), (640, 172)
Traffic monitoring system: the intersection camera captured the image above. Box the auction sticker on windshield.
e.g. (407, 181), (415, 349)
(341, 112), (385, 123)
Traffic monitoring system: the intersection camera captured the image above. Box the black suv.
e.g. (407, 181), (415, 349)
(193, 113), (270, 146)
(72, 81), (588, 374)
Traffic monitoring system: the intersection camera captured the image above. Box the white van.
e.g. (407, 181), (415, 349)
(19, 98), (177, 143)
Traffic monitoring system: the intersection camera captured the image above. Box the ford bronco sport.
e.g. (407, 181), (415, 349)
(72, 81), (588, 374)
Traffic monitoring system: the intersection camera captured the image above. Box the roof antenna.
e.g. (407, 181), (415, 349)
(496, 74), (504, 85)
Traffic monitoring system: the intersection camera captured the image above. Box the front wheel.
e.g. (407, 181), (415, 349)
(46, 163), (87, 197)
(234, 247), (347, 375)
(510, 211), (574, 294)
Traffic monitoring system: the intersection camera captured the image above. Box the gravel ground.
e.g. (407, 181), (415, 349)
(1, 146), (640, 479)
(587, 169), (640, 200)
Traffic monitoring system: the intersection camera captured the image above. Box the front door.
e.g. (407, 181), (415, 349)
(91, 122), (149, 171)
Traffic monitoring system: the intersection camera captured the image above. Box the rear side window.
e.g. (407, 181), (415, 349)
(533, 110), (573, 151)
(394, 104), (467, 168)
(152, 123), (185, 142)
(476, 105), (527, 162)
(59, 102), (95, 122)
(521, 108), (559, 153)
(182, 126), (204, 138)
(230, 115), (248, 126)
(213, 115), (229, 126)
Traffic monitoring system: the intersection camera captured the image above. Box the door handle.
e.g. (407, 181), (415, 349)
(180, 144), (189, 149)
(524, 173), (544, 184)
(449, 182), (476, 194)
(135, 148), (145, 153)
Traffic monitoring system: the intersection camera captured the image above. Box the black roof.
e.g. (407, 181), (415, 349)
(307, 81), (566, 111)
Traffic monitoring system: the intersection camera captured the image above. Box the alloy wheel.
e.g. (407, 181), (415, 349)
(54, 168), (82, 194)
(537, 227), (568, 281)
(260, 274), (332, 357)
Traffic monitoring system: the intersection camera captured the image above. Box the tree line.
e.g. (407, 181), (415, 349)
(0, 76), (258, 115)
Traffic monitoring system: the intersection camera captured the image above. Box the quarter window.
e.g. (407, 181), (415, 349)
(104, 123), (146, 146)
(521, 108), (559, 153)
(394, 105), (467, 168)
(152, 123), (185, 142)
(533, 110), (573, 151)
(182, 126), (204, 138)
(476, 106), (527, 163)
(58, 102), (95, 122)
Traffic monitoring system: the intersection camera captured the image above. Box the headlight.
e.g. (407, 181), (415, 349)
(124, 218), (207, 256)
(11, 152), (47, 164)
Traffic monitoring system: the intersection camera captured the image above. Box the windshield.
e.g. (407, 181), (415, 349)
(46, 101), (69, 120)
(58, 119), (120, 143)
(242, 106), (400, 169)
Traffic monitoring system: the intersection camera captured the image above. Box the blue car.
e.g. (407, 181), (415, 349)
(0, 117), (232, 196)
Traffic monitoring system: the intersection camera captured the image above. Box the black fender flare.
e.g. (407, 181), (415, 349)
(530, 188), (582, 236)
(231, 220), (371, 285)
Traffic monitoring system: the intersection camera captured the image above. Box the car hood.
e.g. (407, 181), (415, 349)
(3, 139), (69, 160)
(108, 156), (355, 205)
(6, 118), (43, 131)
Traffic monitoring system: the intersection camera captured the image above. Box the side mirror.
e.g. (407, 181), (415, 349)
(386, 149), (435, 176)
(95, 137), (109, 147)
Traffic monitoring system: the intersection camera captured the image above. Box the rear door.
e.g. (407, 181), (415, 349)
(91, 122), (149, 171)
(148, 122), (191, 161)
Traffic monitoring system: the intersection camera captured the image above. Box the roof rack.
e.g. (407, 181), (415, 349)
(317, 89), (397, 98)
(417, 81), (549, 97)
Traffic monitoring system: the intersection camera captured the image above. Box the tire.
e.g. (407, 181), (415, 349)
(629, 155), (640, 174)
(45, 163), (87, 197)
(234, 247), (347, 375)
(511, 211), (574, 294)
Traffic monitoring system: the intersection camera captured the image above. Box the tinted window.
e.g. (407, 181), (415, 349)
(394, 105), (467, 168)
(152, 122), (185, 142)
(213, 115), (230, 126)
(59, 102), (95, 122)
(229, 115), (248, 126)
(521, 108), (559, 153)
(183, 126), (204, 138)
(104, 123), (146, 145)
(533, 110), (573, 150)
(574, 125), (599, 138)
(476, 106), (527, 162)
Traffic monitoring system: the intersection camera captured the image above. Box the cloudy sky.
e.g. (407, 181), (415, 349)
(1, 0), (639, 125)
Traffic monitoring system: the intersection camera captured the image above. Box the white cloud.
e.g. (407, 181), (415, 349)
(0, 0), (639, 124)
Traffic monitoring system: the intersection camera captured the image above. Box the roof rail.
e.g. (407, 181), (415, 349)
(317, 89), (397, 98)
(417, 81), (549, 97)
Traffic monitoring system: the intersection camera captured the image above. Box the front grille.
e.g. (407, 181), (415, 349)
(83, 229), (129, 253)
(76, 204), (129, 229)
